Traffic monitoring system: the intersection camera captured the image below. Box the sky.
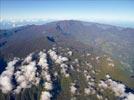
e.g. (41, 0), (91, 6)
(0, 0), (134, 27)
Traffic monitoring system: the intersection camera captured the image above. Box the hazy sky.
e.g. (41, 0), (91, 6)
(0, 0), (134, 23)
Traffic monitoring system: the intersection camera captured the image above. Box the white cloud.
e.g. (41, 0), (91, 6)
(98, 78), (134, 99)
(44, 82), (53, 91)
(42, 71), (51, 82)
(38, 51), (48, 70)
(98, 80), (108, 89)
(84, 88), (91, 95)
(105, 74), (110, 79)
(0, 76), (13, 93)
(68, 51), (73, 56)
(13, 86), (22, 94)
(48, 49), (58, 61)
(60, 63), (70, 77)
(0, 58), (18, 93)
(96, 94), (103, 100)
(40, 91), (52, 100)
(125, 93), (134, 100)
(70, 83), (77, 95)
(48, 49), (68, 64)
(23, 53), (33, 63)
(108, 63), (115, 67)
(14, 61), (39, 93)
(106, 79), (126, 97)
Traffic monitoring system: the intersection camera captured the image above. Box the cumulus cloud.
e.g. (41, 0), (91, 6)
(14, 86), (22, 94)
(44, 82), (53, 91)
(48, 49), (68, 64)
(60, 56), (68, 62)
(38, 51), (48, 70)
(23, 53), (33, 63)
(55, 56), (68, 64)
(14, 61), (39, 93)
(41, 71), (51, 82)
(125, 93), (134, 100)
(96, 94), (103, 100)
(106, 57), (115, 67)
(108, 63), (115, 67)
(86, 53), (91, 56)
(98, 78), (134, 99)
(70, 65), (74, 71)
(70, 86), (77, 94)
(68, 51), (73, 56)
(0, 58), (18, 93)
(0, 50), (54, 95)
(60, 64), (68, 70)
(48, 49), (70, 77)
(86, 75), (91, 81)
(98, 80), (108, 89)
(105, 74), (110, 79)
(70, 83), (77, 95)
(48, 49), (58, 61)
(83, 70), (91, 81)
(84, 88), (91, 95)
(106, 79), (126, 97)
(40, 91), (52, 100)
(96, 56), (100, 62)
(74, 59), (79, 63)
(54, 72), (58, 77)
(60, 63), (70, 77)
(0, 76), (13, 93)
(99, 79), (125, 97)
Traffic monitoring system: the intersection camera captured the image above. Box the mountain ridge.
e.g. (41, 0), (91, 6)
(0, 20), (134, 73)
(0, 20), (134, 100)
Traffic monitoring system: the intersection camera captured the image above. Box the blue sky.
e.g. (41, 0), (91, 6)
(0, 0), (134, 26)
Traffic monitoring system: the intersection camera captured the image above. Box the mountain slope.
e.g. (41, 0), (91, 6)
(0, 20), (134, 100)
(0, 20), (134, 72)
